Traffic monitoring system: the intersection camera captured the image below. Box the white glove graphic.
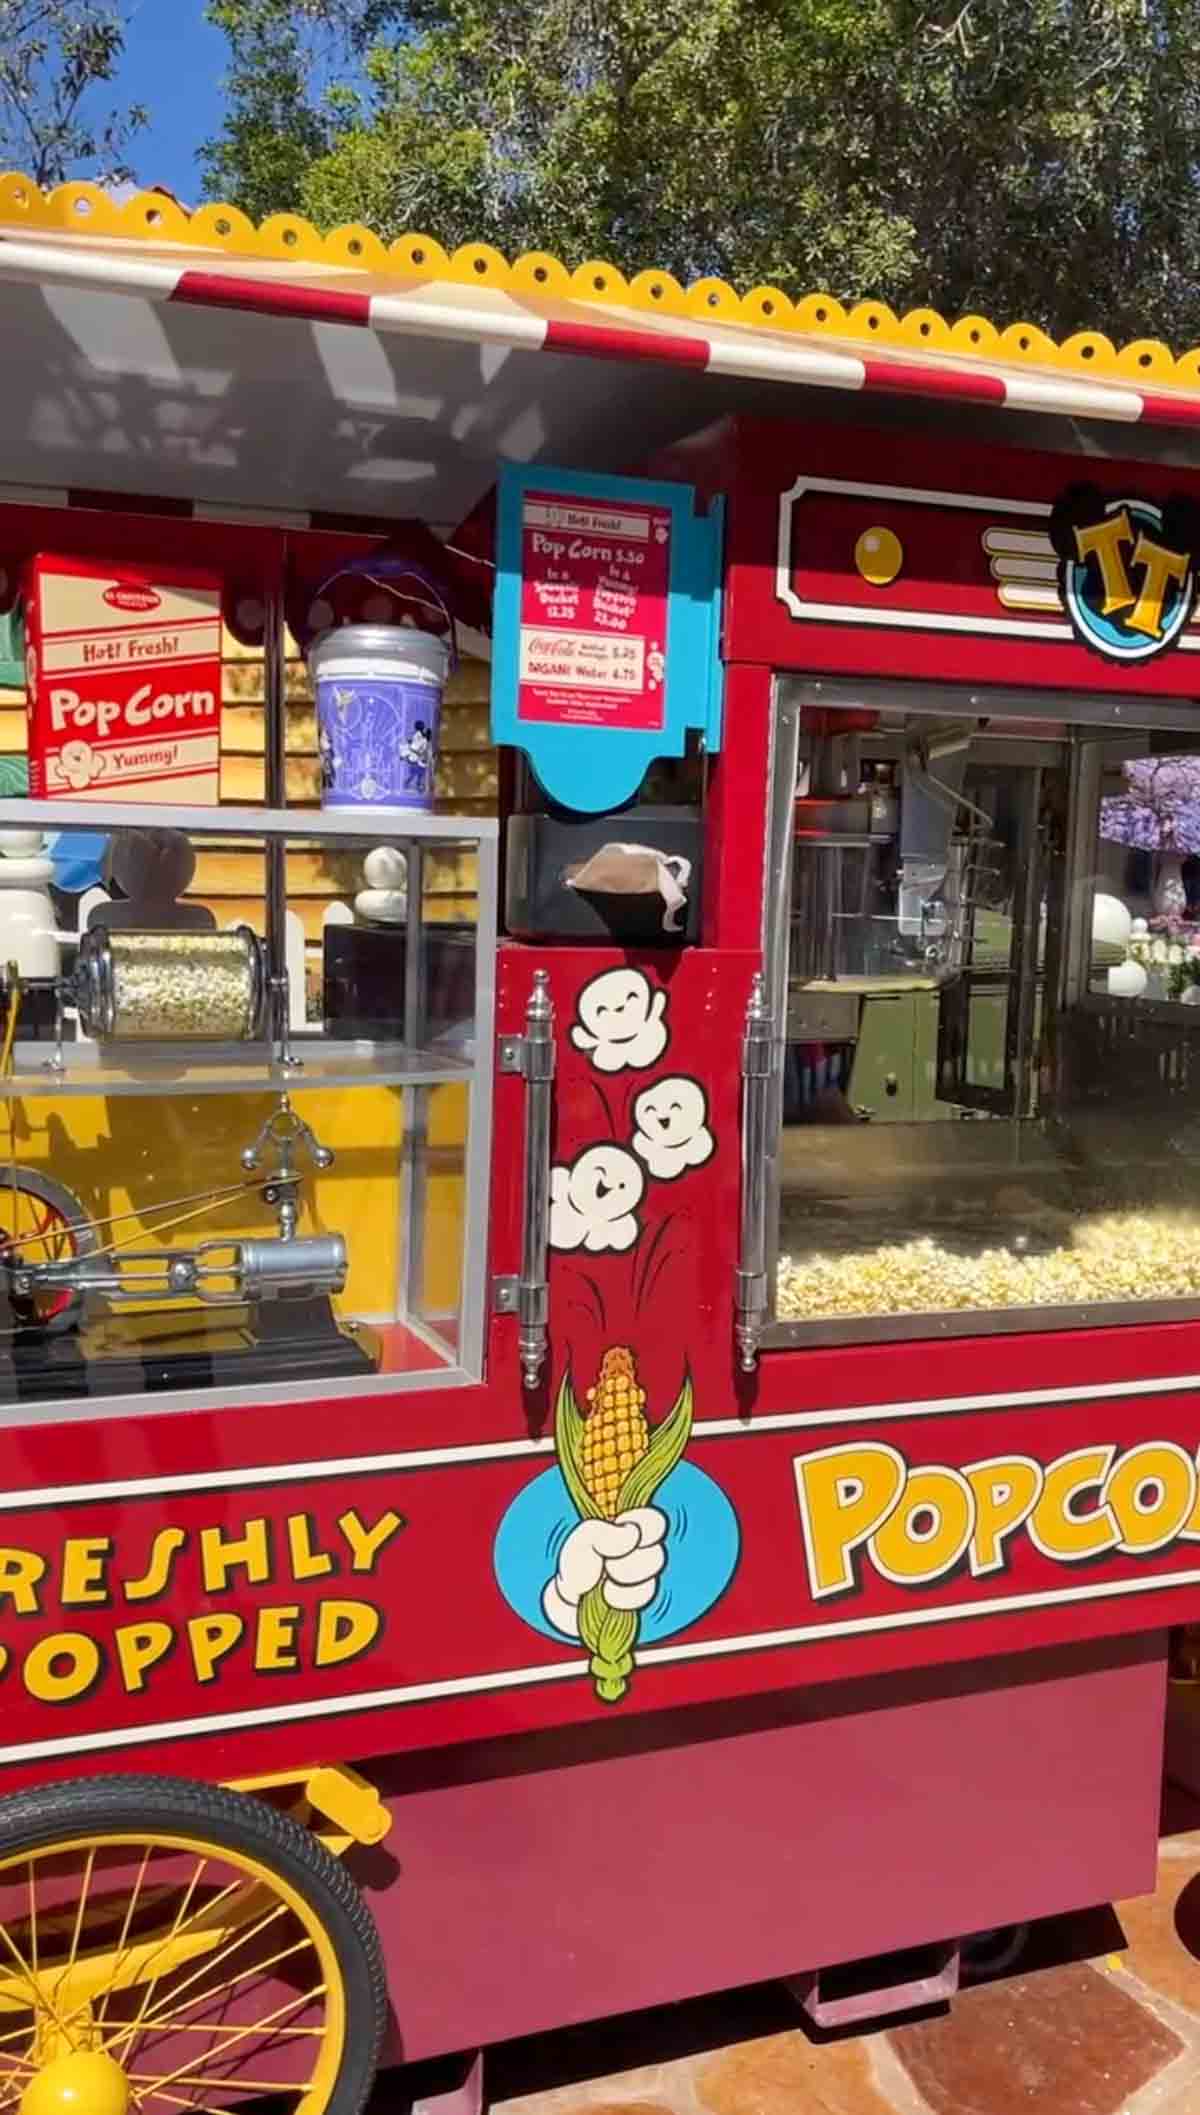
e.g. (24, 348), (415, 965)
(542, 1507), (668, 1638)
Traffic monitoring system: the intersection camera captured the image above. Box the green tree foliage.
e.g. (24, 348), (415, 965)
(202, 0), (1200, 345)
(0, 0), (145, 184)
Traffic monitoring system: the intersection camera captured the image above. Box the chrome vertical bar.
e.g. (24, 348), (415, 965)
(736, 971), (773, 1373)
(517, 968), (555, 1390)
(262, 578), (289, 1027)
(402, 840), (430, 1337)
(458, 830), (498, 1381)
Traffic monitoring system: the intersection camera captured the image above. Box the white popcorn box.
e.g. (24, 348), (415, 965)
(25, 554), (222, 803)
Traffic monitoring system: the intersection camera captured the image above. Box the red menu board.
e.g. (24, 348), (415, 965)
(517, 490), (670, 731)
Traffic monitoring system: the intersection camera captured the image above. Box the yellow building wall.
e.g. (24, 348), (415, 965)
(0, 635), (493, 1336)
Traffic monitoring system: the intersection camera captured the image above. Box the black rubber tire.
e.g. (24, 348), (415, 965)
(961, 1923), (1030, 1980)
(0, 1771), (388, 2115)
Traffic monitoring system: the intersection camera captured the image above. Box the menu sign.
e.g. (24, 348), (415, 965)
(517, 492), (670, 732)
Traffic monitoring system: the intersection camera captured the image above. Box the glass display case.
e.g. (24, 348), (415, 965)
(762, 676), (1200, 1346)
(0, 798), (497, 1410)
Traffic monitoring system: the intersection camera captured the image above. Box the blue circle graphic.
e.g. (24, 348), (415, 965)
(493, 1460), (740, 1644)
(1065, 500), (1193, 662)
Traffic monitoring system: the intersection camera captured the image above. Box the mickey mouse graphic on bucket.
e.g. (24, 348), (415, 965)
(306, 559), (456, 813)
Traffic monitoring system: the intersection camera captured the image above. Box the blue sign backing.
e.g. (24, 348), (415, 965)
(492, 466), (723, 814)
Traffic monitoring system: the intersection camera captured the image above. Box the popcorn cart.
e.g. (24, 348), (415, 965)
(5, 175), (1200, 2115)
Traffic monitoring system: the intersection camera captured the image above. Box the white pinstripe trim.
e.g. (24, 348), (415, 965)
(0, 236), (181, 300)
(367, 292), (548, 347)
(705, 338), (867, 387)
(0, 1556), (1188, 1768)
(776, 476), (1073, 636)
(1, 1365), (1197, 1514)
(1001, 372), (1146, 421)
(638, 1561), (1200, 1667)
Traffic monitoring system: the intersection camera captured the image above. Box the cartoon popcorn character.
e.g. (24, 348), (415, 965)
(548, 1346), (693, 1702)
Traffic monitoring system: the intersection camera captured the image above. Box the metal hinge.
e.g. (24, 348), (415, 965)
(498, 1029), (554, 1081)
(497, 972), (556, 1386)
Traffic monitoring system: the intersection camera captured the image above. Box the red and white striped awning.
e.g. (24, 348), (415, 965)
(6, 224), (1200, 427)
(3, 179), (1200, 526)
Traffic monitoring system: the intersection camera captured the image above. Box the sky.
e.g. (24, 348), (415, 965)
(113, 0), (228, 202)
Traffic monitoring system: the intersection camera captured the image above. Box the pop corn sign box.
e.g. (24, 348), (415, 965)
(25, 555), (222, 802)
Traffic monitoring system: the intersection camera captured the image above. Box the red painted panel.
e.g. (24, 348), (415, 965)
(702, 662), (772, 949)
(0, 946), (1199, 1794)
(369, 1638), (1164, 2061)
(690, 415), (1200, 694)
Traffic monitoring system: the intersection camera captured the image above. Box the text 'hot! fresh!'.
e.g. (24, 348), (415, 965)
(25, 552), (224, 804)
(796, 1438), (1200, 1598)
(0, 1505), (405, 1705)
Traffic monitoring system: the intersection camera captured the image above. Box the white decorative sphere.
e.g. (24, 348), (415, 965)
(1130, 916), (1149, 937)
(0, 831), (45, 859)
(1093, 893), (1133, 949)
(1108, 958), (1148, 998)
(363, 846), (407, 890)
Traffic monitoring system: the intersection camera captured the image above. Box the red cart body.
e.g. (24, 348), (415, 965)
(0, 181), (1199, 2089)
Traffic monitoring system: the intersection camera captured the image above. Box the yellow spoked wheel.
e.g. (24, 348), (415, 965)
(0, 1172), (95, 1335)
(0, 1776), (387, 2115)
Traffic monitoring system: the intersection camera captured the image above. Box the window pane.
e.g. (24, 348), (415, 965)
(770, 698), (1200, 1340)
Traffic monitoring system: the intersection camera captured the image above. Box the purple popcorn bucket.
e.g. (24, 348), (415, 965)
(307, 564), (455, 813)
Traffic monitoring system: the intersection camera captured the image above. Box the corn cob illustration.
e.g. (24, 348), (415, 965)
(556, 1347), (693, 1703)
(580, 1347), (650, 1517)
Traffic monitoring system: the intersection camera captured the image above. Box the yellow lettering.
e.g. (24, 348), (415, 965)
(287, 1515), (334, 1581)
(966, 1458), (1043, 1576)
(794, 1444), (906, 1598)
(1128, 534), (1189, 640)
(187, 1612), (245, 1683)
(1182, 1447), (1200, 1540)
(314, 1599), (381, 1668)
(115, 1621), (173, 1694)
(0, 1548), (47, 1616)
(1105, 1443), (1196, 1553)
(337, 1509), (405, 1574)
(24, 1632), (100, 1704)
(870, 1466), (975, 1585)
(199, 1518), (270, 1593)
(125, 1527), (187, 1602)
(255, 1604), (302, 1672)
(1029, 1447), (1118, 1561)
(1075, 510), (1136, 613)
(60, 1536), (112, 1607)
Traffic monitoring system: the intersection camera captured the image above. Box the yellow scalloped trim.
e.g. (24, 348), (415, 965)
(323, 223), (389, 270)
(949, 316), (1000, 355)
(390, 234), (448, 278)
(627, 268), (688, 316)
(4, 172), (1200, 392)
(510, 251), (572, 297)
(899, 308), (952, 351)
(742, 286), (793, 326)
